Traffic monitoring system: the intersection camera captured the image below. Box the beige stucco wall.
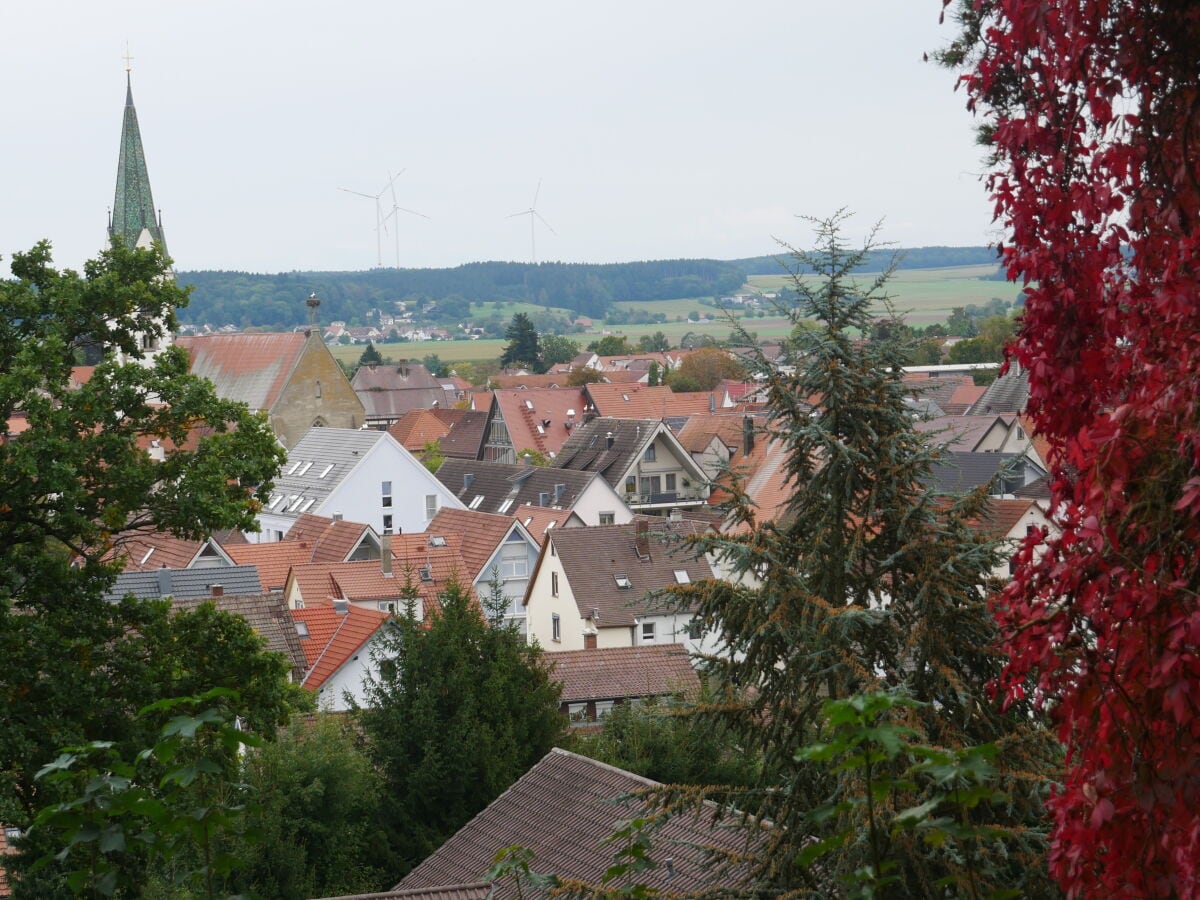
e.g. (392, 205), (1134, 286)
(270, 337), (366, 448)
(524, 543), (586, 651)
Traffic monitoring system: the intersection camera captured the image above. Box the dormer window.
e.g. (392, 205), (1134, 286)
(419, 567), (433, 582)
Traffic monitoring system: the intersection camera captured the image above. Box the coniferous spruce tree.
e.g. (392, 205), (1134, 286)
(498, 312), (543, 372)
(668, 215), (1060, 895)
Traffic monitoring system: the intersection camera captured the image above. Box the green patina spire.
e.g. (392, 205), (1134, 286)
(110, 71), (167, 254)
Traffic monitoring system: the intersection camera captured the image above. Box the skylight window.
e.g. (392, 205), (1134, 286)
(673, 569), (691, 584)
(268, 494), (284, 510)
(419, 567), (433, 582)
(429, 536), (447, 548)
(288, 495), (305, 512)
(497, 499), (514, 513)
(536, 424), (545, 435)
(300, 498), (316, 513)
(297, 461), (313, 477)
(524, 399), (534, 410)
(140, 547), (155, 565)
(469, 495), (485, 510)
(318, 464), (334, 479)
(622, 393), (630, 402)
(287, 460), (304, 476)
(615, 574), (632, 589)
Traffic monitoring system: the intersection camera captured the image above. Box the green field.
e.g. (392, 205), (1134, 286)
(330, 265), (1021, 369)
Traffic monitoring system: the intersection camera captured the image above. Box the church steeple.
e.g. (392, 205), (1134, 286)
(110, 68), (167, 255)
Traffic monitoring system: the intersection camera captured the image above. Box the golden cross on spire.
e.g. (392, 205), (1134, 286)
(123, 43), (134, 73)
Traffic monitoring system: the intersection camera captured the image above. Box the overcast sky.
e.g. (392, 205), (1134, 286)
(1, 1), (999, 274)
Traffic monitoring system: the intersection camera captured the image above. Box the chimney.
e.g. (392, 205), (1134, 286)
(156, 567), (172, 597)
(332, 512), (343, 522)
(522, 452), (532, 466)
(669, 507), (683, 522)
(635, 519), (650, 558)
(332, 598), (349, 615)
(381, 533), (393, 577)
(605, 432), (614, 450)
(709, 393), (716, 413)
(210, 584), (224, 598)
(743, 415), (755, 456)
(463, 473), (475, 492)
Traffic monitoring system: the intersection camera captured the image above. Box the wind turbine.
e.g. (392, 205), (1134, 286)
(340, 169), (427, 268)
(381, 171), (430, 269)
(508, 179), (556, 264)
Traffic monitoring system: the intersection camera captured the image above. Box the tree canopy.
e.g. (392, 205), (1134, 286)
(498, 312), (543, 372)
(0, 240), (298, 891)
(940, 0), (1200, 893)
(665, 216), (1058, 894)
(358, 581), (564, 876)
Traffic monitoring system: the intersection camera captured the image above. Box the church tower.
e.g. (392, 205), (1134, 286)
(109, 59), (173, 361)
(110, 70), (168, 255)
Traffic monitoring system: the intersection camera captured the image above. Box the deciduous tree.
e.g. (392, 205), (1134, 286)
(942, 2), (1200, 893)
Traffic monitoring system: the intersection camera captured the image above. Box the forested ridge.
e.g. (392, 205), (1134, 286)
(176, 246), (997, 330)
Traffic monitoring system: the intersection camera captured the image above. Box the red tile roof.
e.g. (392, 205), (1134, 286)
(490, 388), (588, 457)
(512, 505), (582, 543)
(388, 409), (453, 452)
(969, 498), (1040, 540)
(176, 333), (307, 412)
(286, 513), (376, 563)
(226, 542), (316, 592)
(427, 508), (525, 581)
(291, 605), (390, 690)
(550, 645), (699, 703)
(584, 383), (719, 419)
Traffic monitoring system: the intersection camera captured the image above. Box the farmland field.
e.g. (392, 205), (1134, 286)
(329, 264), (1022, 369)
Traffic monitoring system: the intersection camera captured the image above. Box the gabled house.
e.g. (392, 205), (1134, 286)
(523, 519), (717, 653)
(255, 427), (464, 542)
(426, 508), (541, 636)
(108, 528), (242, 572)
(394, 748), (758, 898)
(512, 505), (587, 543)
(481, 388), (589, 463)
(225, 513), (380, 592)
(550, 644), (699, 723)
(676, 413), (762, 480)
(970, 498), (1058, 579)
(352, 362), (456, 428)
(171, 592), (308, 681)
(282, 533), (470, 618)
(175, 331), (365, 448)
(925, 451), (1048, 497)
(387, 408), (451, 454)
(583, 383), (725, 420)
(553, 417), (711, 515)
(291, 603), (392, 710)
(434, 458), (631, 526)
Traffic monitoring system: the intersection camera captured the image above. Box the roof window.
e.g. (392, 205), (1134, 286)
(615, 574), (632, 589)
(297, 462), (313, 477)
(524, 399), (534, 410)
(497, 499), (514, 513)
(429, 536), (447, 548)
(673, 569), (691, 584)
(419, 566), (433, 582)
(287, 460), (304, 476)
(469, 495), (484, 509)
(318, 464), (334, 479)
(300, 498), (316, 513)
(140, 547), (155, 565)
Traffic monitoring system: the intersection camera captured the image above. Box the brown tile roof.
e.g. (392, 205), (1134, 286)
(435, 459), (600, 516)
(172, 592), (308, 680)
(432, 409), (490, 460)
(969, 498), (1040, 540)
(427, 508), (525, 581)
(396, 748), (757, 898)
(584, 383), (719, 419)
(547, 521), (715, 626)
(944, 381), (988, 416)
(512, 505), (584, 543)
(388, 409), (452, 452)
(286, 513), (377, 563)
(315, 885), (494, 900)
(111, 529), (211, 571)
(675, 413), (755, 455)
(550, 645), (699, 704)
(291, 605), (390, 690)
(176, 333), (307, 412)
(226, 542), (316, 592)
(352, 363), (443, 393)
(490, 388), (589, 457)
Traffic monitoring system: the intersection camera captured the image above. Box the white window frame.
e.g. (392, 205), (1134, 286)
(641, 621), (656, 643)
(552, 613), (561, 642)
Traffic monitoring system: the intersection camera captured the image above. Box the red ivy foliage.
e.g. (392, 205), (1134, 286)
(953, 1), (1200, 896)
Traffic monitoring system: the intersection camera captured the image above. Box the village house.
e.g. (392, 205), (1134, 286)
(352, 361), (458, 428)
(254, 427), (464, 542)
(434, 458), (632, 526)
(481, 387), (589, 463)
(523, 519), (718, 654)
(290, 602), (391, 710)
(549, 644), (700, 723)
(175, 330), (364, 448)
(552, 417), (712, 516)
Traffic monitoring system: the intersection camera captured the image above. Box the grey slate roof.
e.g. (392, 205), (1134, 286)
(549, 520), (714, 626)
(265, 428), (386, 520)
(552, 417), (661, 489)
(924, 452), (1033, 496)
(396, 748), (758, 899)
(435, 459), (599, 515)
(967, 368), (1031, 415)
(106, 565), (264, 601)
